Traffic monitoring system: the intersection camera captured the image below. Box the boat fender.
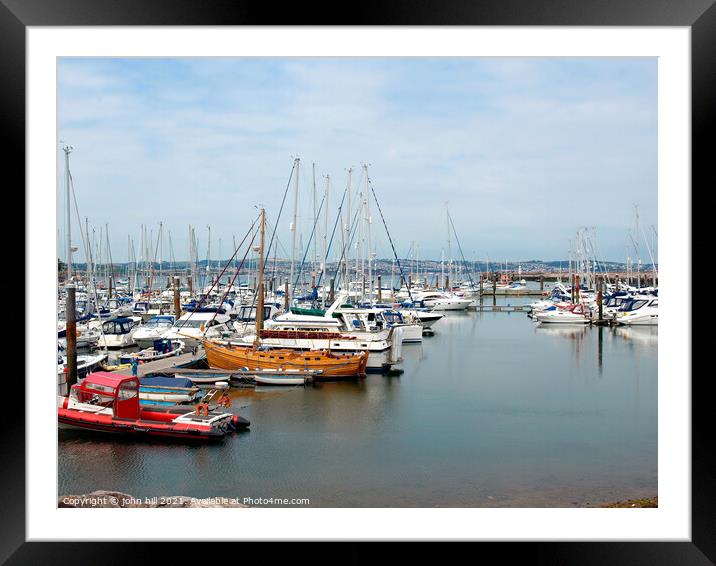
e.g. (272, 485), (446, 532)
(195, 403), (210, 417)
(219, 394), (232, 408)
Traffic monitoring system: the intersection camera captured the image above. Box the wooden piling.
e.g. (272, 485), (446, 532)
(284, 280), (289, 310)
(377, 275), (382, 302)
(65, 284), (78, 387)
(329, 278), (335, 303)
(173, 276), (181, 317)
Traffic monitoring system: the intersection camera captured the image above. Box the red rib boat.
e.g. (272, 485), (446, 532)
(58, 372), (248, 441)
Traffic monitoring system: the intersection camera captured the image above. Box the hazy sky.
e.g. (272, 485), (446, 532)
(57, 57), (657, 264)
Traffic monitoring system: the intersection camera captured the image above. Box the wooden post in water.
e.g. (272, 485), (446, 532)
(479, 273), (484, 305)
(575, 275), (580, 302)
(540, 273), (544, 292)
(284, 280), (289, 310)
(377, 275), (382, 302)
(311, 275), (316, 289)
(408, 275), (412, 290)
(65, 284), (78, 387)
(571, 274), (575, 303)
(329, 278), (335, 303)
(597, 275), (603, 321)
(173, 276), (181, 317)
(188, 275), (193, 297)
(445, 275), (449, 291)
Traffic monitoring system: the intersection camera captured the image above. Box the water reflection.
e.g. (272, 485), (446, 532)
(612, 326), (658, 347)
(59, 308), (657, 507)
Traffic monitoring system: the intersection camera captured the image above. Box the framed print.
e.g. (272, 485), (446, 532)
(6, 0), (707, 561)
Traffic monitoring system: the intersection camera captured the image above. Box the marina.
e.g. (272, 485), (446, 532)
(54, 56), (659, 511)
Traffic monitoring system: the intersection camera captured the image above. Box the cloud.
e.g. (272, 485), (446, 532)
(57, 57), (657, 263)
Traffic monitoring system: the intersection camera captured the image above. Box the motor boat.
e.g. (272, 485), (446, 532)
(132, 315), (176, 348)
(535, 303), (593, 324)
(119, 339), (185, 364)
(414, 292), (472, 311)
(615, 296), (658, 326)
(58, 372), (248, 440)
(161, 307), (233, 348)
(97, 316), (142, 349)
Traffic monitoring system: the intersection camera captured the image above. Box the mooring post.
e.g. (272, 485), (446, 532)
(571, 274), (575, 303)
(540, 273), (544, 292)
(329, 278), (335, 303)
(66, 283), (78, 388)
(479, 273), (484, 305)
(377, 275), (382, 302)
(284, 280), (289, 310)
(597, 275), (603, 321)
(575, 275), (580, 302)
(174, 276), (181, 317)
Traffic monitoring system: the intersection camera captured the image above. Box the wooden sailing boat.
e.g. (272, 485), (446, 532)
(203, 208), (369, 378)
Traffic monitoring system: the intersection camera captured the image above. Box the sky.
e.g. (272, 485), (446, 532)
(57, 57), (657, 264)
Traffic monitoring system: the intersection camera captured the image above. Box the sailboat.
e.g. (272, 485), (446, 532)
(203, 208), (369, 379)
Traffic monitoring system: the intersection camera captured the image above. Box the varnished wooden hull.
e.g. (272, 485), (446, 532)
(203, 340), (368, 378)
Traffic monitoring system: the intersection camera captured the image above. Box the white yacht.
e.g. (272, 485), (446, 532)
(415, 292), (472, 311)
(615, 296), (658, 326)
(535, 303), (593, 325)
(161, 308), (233, 348)
(132, 315), (176, 348)
(97, 316), (142, 349)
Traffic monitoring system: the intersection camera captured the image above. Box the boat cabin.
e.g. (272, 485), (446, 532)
(69, 372), (140, 419)
(102, 317), (138, 335)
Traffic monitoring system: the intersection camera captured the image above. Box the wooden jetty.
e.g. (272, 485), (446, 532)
(111, 351), (200, 378)
(472, 304), (529, 312)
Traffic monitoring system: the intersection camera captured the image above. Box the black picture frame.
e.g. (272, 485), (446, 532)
(6, 0), (705, 561)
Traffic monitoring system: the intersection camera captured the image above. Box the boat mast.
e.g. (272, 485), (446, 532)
(312, 162), (317, 280)
(255, 208), (266, 344)
(446, 202), (452, 290)
(364, 165), (373, 301)
(322, 174), (329, 308)
(290, 157), (300, 301)
(63, 144), (73, 281)
(345, 167), (352, 284)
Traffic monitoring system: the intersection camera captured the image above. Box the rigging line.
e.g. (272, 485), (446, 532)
(292, 191), (326, 292)
(328, 194), (363, 292)
(67, 171), (109, 348)
(206, 226), (259, 329)
(184, 212), (260, 326)
(316, 182), (349, 289)
(261, 161), (298, 287)
(365, 172), (414, 303)
(447, 211), (476, 290)
(233, 162), (297, 333)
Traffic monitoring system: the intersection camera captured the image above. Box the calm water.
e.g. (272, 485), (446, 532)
(58, 297), (657, 507)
